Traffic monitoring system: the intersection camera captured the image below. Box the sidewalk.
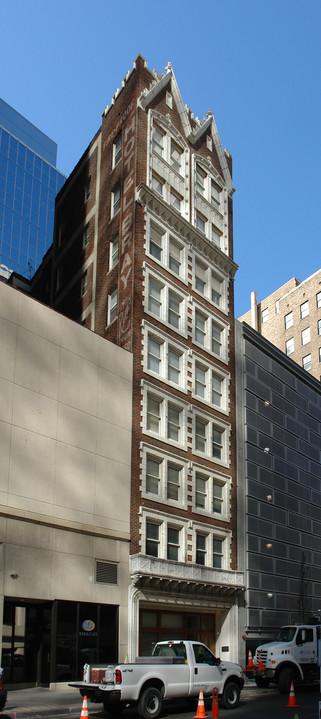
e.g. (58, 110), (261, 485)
(2, 687), (93, 718)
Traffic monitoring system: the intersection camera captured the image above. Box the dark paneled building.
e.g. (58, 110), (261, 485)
(236, 320), (321, 659)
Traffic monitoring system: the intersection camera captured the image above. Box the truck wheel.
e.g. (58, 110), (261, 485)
(255, 677), (270, 688)
(278, 667), (296, 694)
(220, 682), (240, 709)
(138, 687), (162, 719)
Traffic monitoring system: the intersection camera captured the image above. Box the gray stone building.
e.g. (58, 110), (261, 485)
(235, 320), (321, 661)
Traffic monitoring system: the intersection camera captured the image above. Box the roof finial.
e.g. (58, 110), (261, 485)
(207, 108), (213, 117)
(165, 61), (172, 73)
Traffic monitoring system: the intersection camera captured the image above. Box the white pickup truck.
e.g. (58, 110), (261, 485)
(69, 639), (244, 718)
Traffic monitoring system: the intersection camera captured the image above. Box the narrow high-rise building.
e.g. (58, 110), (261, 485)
(31, 55), (243, 660)
(0, 98), (66, 279)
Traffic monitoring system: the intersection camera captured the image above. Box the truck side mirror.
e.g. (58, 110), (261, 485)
(214, 657), (221, 666)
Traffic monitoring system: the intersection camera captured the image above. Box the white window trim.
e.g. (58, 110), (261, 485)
(300, 301), (309, 319)
(285, 311), (293, 330)
(302, 353), (311, 371)
(261, 307), (269, 324)
(192, 462), (231, 521)
(82, 223), (89, 249)
(112, 132), (122, 168)
(193, 522), (230, 570)
(193, 408), (230, 467)
(143, 321), (188, 393)
(193, 299), (229, 363)
(151, 117), (186, 178)
(144, 266), (188, 336)
(285, 337), (294, 355)
(301, 327), (310, 346)
(140, 507), (188, 562)
(192, 354), (230, 414)
(107, 287), (117, 325)
(145, 215), (188, 284)
(141, 443), (188, 510)
(317, 292), (321, 309)
(80, 271), (87, 297)
(192, 155), (226, 251)
(193, 255), (228, 314)
(109, 233), (119, 270)
(111, 183), (121, 218)
(142, 381), (188, 450)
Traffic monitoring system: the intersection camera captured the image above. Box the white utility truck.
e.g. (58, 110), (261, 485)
(252, 623), (321, 693)
(69, 639), (244, 718)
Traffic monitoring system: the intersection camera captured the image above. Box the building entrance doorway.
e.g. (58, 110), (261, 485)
(139, 609), (216, 656)
(2, 600), (52, 686)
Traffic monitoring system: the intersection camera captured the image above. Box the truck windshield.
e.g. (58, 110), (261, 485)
(153, 643), (187, 660)
(274, 627), (296, 642)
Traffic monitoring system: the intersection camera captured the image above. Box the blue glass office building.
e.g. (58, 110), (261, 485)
(0, 99), (66, 278)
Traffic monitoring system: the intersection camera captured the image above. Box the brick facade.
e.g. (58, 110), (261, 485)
(30, 55), (243, 661)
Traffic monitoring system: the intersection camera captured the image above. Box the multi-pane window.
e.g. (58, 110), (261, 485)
(111, 183), (121, 217)
(145, 330), (185, 388)
(168, 291), (181, 328)
(167, 527), (180, 560)
(151, 122), (185, 175)
(318, 319), (321, 336)
(195, 531), (226, 568)
(317, 292), (321, 309)
(152, 173), (164, 196)
(152, 125), (165, 157)
(195, 472), (226, 516)
(212, 321), (222, 356)
(285, 311), (293, 329)
(194, 360), (226, 410)
(195, 165), (221, 212)
(168, 404), (181, 441)
(319, 348), (321, 363)
(168, 347), (181, 384)
(144, 451), (185, 505)
(145, 390), (184, 445)
(113, 133), (122, 167)
(194, 414), (228, 463)
(301, 327), (310, 345)
(285, 337), (294, 355)
(196, 212), (206, 233)
(169, 239), (182, 275)
(194, 260), (225, 309)
(213, 538), (223, 568)
(149, 224), (164, 261)
(212, 226), (222, 248)
(146, 521), (159, 557)
(261, 307), (269, 324)
(148, 221), (185, 278)
(194, 307), (227, 360)
(195, 310), (206, 346)
(147, 273), (185, 331)
(211, 181), (221, 209)
(80, 271), (87, 297)
(196, 533), (206, 565)
(300, 301), (309, 319)
(84, 177), (91, 203)
(170, 141), (183, 172)
(147, 336), (162, 374)
(170, 189), (182, 212)
(107, 288), (117, 324)
(147, 395), (161, 433)
(109, 233), (119, 269)
(302, 354), (312, 371)
(146, 457), (161, 494)
(167, 465), (180, 500)
(82, 223), (89, 249)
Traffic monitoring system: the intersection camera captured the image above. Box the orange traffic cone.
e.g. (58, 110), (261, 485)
(211, 686), (219, 719)
(194, 689), (208, 719)
(257, 652), (265, 671)
(247, 650), (254, 671)
(80, 695), (89, 719)
(287, 683), (298, 708)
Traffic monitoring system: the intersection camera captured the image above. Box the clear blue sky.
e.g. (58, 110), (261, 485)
(1, 0), (320, 316)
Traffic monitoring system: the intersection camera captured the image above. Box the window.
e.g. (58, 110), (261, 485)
(109, 233), (119, 269)
(319, 348), (321, 363)
(195, 165), (221, 212)
(285, 311), (293, 329)
(170, 140), (183, 172)
(318, 319), (321, 336)
(196, 533), (206, 565)
(80, 271), (87, 297)
(82, 223), (89, 248)
(113, 132), (122, 167)
(194, 360), (227, 410)
(146, 522), (159, 557)
(300, 301), (309, 319)
(196, 212), (206, 233)
(167, 527), (180, 560)
(194, 260), (225, 309)
(111, 183), (121, 217)
(149, 224), (164, 261)
(84, 177), (91, 203)
(145, 328), (186, 389)
(211, 181), (221, 209)
(169, 239), (182, 275)
(147, 395), (161, 433)
(285, 337), (294, 355)
(213, 538), (223, 568)
(107, 288), (117, 324)
(151, 121), (184, 175)
(147, 221), (185, 279)
(170, 189), (182, 213)
(152, 125), (165, 158)
(212, 226), (222, 248)
(194, 306), (227, 360)
(145, 388), (185, 445)
(317, 292), (321, 309)
(301, 327), (310, 345)
(147, 272), (185, 331)
(195, 529), (226, 568)
(194, 470), (227, 516)
(302, 354), (311, 371)
(152, 173), (164, 196)
(194, 413), (228, 463)
(212, 321), (222, 356)
(261, 307), (269, 324)
(143, 450), (186, 506)
(196, 166), (206, 196)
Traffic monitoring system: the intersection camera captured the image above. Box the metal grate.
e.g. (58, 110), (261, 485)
(96, 561), (118, 584)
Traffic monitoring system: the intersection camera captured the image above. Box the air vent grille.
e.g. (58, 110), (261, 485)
(96, 561), (118, 584)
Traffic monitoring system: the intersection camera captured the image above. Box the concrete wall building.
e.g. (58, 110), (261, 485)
(29, 55), (243, 663)
(0, 99), (66, 280)
(236, 320), (321, 661)
(239, 270), (321, 381)
(0, 281), (132, 685)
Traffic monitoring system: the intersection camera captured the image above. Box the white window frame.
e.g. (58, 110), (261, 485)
(141, 445), (188, 509)
(195, 163), (222, 212)
(285, 337), (294, 355)
(318, 319), (321, 336)
(109, 233), (119, 270)
(285, 311), (293, 329)
(107, 287), (117, 325)
(151, 172), (165, 196)
(112, 132), (122, 168)
(193, 355), (229, 413)
(111, 183), (121, 218)
(193, 524), (230, 569)
(141, 508), (187, 562)
(80, 270), (87, 297)
(193, 410), (230, 466)
(193, 301), (228, 362)
(300, 301), (309, 319)
(143, 322), (187, 392)
(145, 268), (187, 334)
(317, 292), (321, 309)
(146, 218), (187, 282)
(142, 382), (188, 449)
(302, 353), (311, 371)
(151, 121), (185, 177)
(193, 464), (230, 520)
(301, 327), (310, 346)
(193, 256), (227, 313)
(261, 307), (269, 324)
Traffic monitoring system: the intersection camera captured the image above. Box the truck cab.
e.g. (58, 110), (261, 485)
(253, 623), (321, 693)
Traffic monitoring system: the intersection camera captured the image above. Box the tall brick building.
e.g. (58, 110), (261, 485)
(30, 55), (243, 661)
(239, 270), (321, 382)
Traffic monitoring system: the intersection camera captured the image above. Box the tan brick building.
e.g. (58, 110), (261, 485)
(239, 270), (321, 381)
(29, 55), (243, 661)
